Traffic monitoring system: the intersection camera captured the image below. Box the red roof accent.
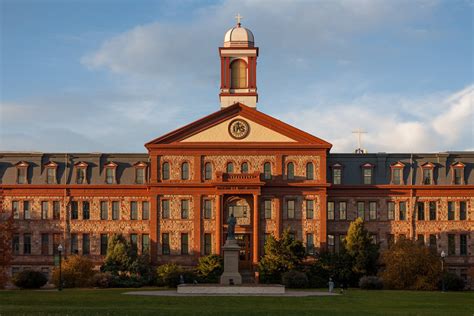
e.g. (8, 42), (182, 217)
(104, 161), (118, 168)
(451, 161), (465, 168)
(44, 161), (58, 168)
(15, 161), (29, 167)
(420, 162), (435, 168)
(390, 161), (405, 168)
(145, 103), (332, 148)
(74, 161), (88, 168)
(133, 161), (148, 167)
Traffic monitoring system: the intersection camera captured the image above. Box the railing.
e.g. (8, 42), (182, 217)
(215, 171), (262, 183)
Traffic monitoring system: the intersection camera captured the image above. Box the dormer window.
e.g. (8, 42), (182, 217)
(287, 162), (295, 180)
(181, 162), (190, 180)
(421, 162), (435, 185)
(306, 162), (314, 180)
(74, 162), (88, 184)
(361, 163), (374, 185)
(44, 161), (58, 184)
(15, 161), (29, 184)
(134, 161), (147, 184)
(330, 163), (343, 185)
(104, 162), (117, 184)
(390, 162), (405, 185)
(162, 162), (170, 180)
(451, 162), (465, 185)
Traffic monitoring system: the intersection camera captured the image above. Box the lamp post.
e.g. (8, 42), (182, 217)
(440, 250), (446, 292)
(58, 244), (63, 291)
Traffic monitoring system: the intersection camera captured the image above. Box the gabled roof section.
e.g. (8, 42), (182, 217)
(145, 103), (332, 148)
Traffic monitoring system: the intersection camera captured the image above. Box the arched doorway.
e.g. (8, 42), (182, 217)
(224, 196), (252, 269)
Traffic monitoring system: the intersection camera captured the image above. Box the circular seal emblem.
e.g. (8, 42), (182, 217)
(228, 119), (250, 139)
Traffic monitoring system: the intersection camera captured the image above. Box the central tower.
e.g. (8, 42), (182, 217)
(219, 16), (258, 109)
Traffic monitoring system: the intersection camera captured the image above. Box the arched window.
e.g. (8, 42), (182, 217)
(306, 162), (314, 180)
(181, 162), (190, 180)
(204, 162), (212, 180)
(287, 162), (295, 180)
(162, 162), (170, 180)
(226, 162), (234, 173)
(230, 59), (247, 89)
(263, 162), (272, 180)
(241, 162), (249, 174)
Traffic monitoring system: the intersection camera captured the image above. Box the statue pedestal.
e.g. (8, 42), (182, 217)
(220, 239), (242, 285)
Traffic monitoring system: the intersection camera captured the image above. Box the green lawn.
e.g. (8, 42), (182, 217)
(0, 288), (473, 316)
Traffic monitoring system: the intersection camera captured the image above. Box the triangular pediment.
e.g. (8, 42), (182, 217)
(145, 103), (331, 148)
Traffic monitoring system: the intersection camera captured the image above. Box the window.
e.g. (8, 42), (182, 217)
(448, 201), (455, 220)
(327, 201), (335, 220)
(387, 202), (395, 220)
(241, 162), (249, 173)
(50, 201), (59, 220)
(371, 234), (378, 244)
(306, 234), (314, 254)
(105, 168), (115, 184)
(429, 201), (436, 221)
(162, 162), (170, 180)
(181, 162), (189, 180)
(460, 201), (467, 220)
(287, 162), (295, 180)
(422, 168), (433, 185)
(71, 201), (78, 220)
(83, 201), (90, 220)
(162, 233), (170, 255)
(100, 234), (108, 256)
(390, 162), (404, 185)
(328, 234), (335, 252)
(71, 234), (78, 254)
(162, 200), (170, 219)
(204, 162), (212, 180)
(142, 201), (149, 220)
(417, 202), (425, 221)
(12, 201), (19, 219)
(448, 234), (455, 255)
(387, 234), (395, 248)
(230, 59), (247, 89)
(339, 201), (347, 220)
(41, 201), (49, 219)
(46, 167), (56, 184)
(17, 166), (27, 184)
(100, 201), (108, 220)
(263, 200), (272, 219)
(135, 168), (145, 184)
(399, 201), (407, 220)
(332, 167), (342, 184)
(460, 234), (467, 256)
(41, 234), (49, 255)
(181, 200), (189, 219)
(112, 201), (119, 220)
(142, 234), (150, 253)
(130, 234), (138, 252)
(83, 234), (90, 255)
(130, 201), (138, 220)
(181, 233), (189, 255)
(203, 200), (212, 219)
(12, 234), (20, 255)
(76, 167), (86, 184)
(306, 162), (314, 180)
(417, 234), (425, 245)
(53, 234), (60, 255)
(429, 234), (437, 250)
(287, 200), (295, 219)
(226, 162), (234, 173)
(263, 162), (272, 180)
(363, 168), (372, 185)
(357, 202), (365, 220)
(204, 233), (212, 255)
(23, 201), (31, 219)
(369, 202), (377, 220)
(454, 168), (463, 185)
(23, 234), (31, 254)
(306, 200), (314, 219)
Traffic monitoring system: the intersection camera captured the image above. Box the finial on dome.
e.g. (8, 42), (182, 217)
(235, 13), (243, 27)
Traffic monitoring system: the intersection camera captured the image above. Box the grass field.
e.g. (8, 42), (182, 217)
(0, 288), (473, 316)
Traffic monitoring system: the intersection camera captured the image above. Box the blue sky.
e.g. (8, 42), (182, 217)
(1, 0), (473, 152)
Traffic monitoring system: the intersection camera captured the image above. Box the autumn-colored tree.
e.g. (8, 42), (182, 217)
(380, 238), (441, 290)
(51, 255), (95, 288)
(0, 212), (15, 288)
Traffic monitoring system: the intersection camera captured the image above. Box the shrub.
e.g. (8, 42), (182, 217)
(156, 263), (197, 287)
(442, 272), (465, 291)
(282, 270), (308, 288)
(91, 272), (114, 288)
(359, 276), (383, 290)
(52, 255), (94, 288)
(12, 270), (48, 289)
(196, 255), (223, 283)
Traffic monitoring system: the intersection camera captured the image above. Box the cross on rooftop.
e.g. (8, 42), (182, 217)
(235, 13), (243, 26)
(352, 128), (367, 153)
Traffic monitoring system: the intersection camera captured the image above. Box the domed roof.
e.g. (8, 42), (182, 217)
(223, 24), (254, 47)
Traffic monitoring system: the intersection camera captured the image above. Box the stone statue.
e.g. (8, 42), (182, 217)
(227, 213), (237, 240)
